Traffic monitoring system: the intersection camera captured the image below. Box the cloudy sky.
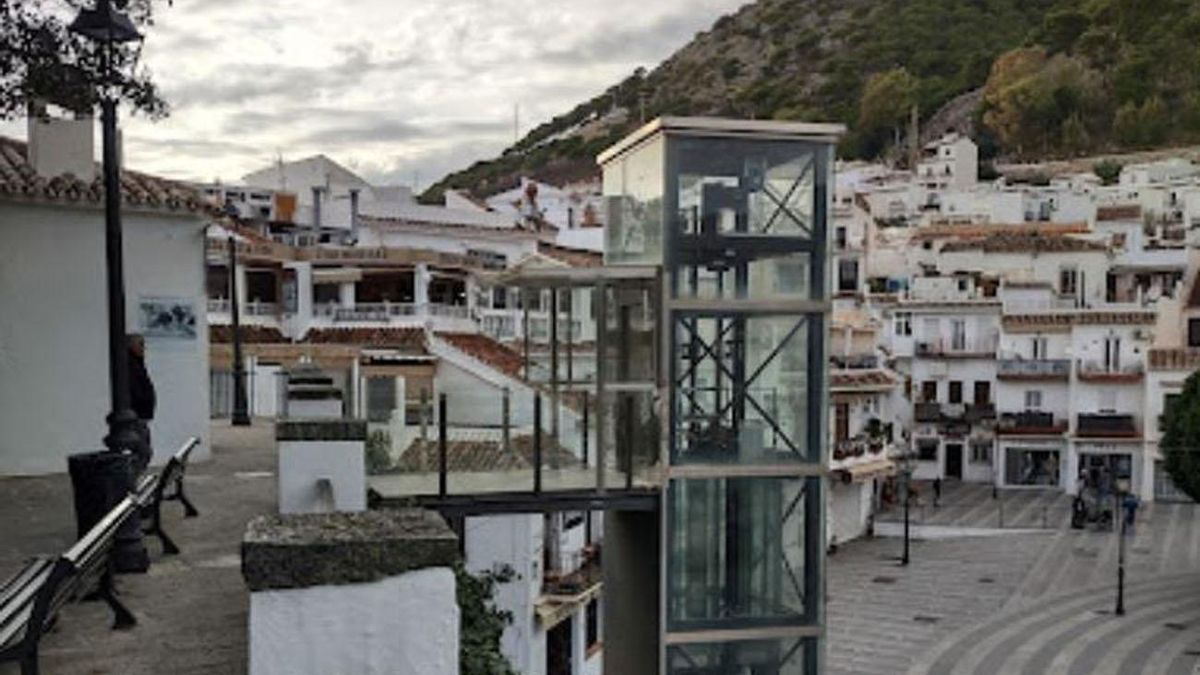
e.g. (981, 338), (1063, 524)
(4, 0), (747, 189)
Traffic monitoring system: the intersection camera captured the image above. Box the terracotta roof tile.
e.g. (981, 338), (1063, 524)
(915, 222), (1089, 240)
(830, 369), (898, 390)
(941, 233), (1108, 254)
(209, 325), (287, 344)
(1003, 311), (1157, 331)
(1096, 204), (1142, 222)
(0, 136), (204, 213)
(537, 241), (603, 268)
(305, 327), (426, 352)
(395, 434), (577, 472)
(438, 332), (523, 378)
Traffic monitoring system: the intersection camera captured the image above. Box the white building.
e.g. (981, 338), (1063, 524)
(916, 133), (978, 192)
(0, 119), (210, 474)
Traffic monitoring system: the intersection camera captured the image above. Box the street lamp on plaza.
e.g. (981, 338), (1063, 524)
(1115, 477), (1130, 616)
(69, 0), (143, 456)
(899, 448), (914, 566)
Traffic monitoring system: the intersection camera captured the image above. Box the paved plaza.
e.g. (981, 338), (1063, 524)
(3, 428), (1199, 674)
(830, 481), (1200, 675)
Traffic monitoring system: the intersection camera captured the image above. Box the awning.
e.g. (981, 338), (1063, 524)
(312, 267), (363, 284)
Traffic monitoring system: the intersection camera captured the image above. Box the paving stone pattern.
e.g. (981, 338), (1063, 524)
(831, 480), (1200, 675)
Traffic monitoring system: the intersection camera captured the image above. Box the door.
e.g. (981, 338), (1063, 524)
(835, 403), (850, 443)
(546, 617), (574, 675)
(945, 444), (963, 480)
(974, 381), (991, 406)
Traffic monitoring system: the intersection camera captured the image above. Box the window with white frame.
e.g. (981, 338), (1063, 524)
(1059, 266), (1078, 295)
(1025, 390), (1043, 410)
(894, 312), (912, 337)
(1031, 336), (1047, 360)
(970, 441), (992, 464)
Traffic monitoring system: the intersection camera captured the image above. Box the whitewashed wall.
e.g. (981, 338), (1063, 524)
(0, 203), (209, 474)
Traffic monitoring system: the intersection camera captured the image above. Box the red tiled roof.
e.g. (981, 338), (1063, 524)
(209, 325), (287, 344)
(537, 241), (603, 268)
(1003, 311), (1157, 331)
(438, 332), (523, 378)
(915, 222), (1089, 240)
(1096, 204), (1142, 222)
(0, 136), (204, 213)
(941, 233), (1107, 254)
(395, 434), (577, 472)
(1148, 348), (1200, 372)
(830, 369), (898, 390)
(305, 327), (426, 351)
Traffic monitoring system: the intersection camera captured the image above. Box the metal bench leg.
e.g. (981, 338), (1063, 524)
(99, 574), (137, 630)
(20, 650), (39, 675)
(177, 480), (199, 518)
(147, 501), (180, 555)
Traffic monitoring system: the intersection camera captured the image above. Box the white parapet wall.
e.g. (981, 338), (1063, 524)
(242, 510), (461, 675)
(276, 420), (367, 514)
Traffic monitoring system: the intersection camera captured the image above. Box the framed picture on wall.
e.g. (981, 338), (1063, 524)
(139, 296), (197, 340)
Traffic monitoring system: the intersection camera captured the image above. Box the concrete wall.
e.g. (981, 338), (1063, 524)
(249, 567), (458, 675)
(465, 514), (544, 675)
(603, 510), (658, 675)
(0, 203), (209, 474)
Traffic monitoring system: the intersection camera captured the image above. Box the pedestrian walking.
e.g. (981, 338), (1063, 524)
(1123, 492), (1140, 535)
(127, 334), (156, 473)
(933, 477), (942, 508)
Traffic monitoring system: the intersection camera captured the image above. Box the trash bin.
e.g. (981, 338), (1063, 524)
(68, 450), (149, 573)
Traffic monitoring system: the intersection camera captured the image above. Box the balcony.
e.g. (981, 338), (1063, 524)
(312, 302), (468, 323)
(543, 547), (603, 598)
(245, 301), (278, 317)
(1076, 361), (1144, 384)
(964, 403), (996, 423)
(997, 359), (1070, 381)
(915, 402), (942, 423)
(997, 411), (1067, 436)
(207, 298), (231, 313)
(1076, 413), (1140, 439)
(915, 338), (998, 359)
(832, 436), (887, 461)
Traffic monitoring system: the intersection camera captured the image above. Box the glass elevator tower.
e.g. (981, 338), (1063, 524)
(599, 118), (841, 674)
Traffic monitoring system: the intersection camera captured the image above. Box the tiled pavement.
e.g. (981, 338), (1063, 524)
(0, 422), (275, 675)
(831, 480), (1200, 675)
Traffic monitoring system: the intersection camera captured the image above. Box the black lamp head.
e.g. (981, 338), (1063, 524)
(69, 0), (142, 44)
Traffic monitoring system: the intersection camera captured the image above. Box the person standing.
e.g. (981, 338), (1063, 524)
(1123, 492), (1141, 535)
(933, 476), (943, 508)
(127, 334), (156, 473)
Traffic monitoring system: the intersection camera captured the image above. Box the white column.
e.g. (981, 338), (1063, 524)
(415, 264), (430, 315)
(467, 275), (479, 317)
(235, 262), (249, 314)
(339, 281), (356, 309)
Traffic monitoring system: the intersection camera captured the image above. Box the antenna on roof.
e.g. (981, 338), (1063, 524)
(276, 150), (286, 191)
(513, 103), (520, 144)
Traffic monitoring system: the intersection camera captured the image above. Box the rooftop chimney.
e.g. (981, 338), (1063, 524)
(26, 103), (96, 181)
(348, 188), (360, 243)
(311, 186), (323, 228)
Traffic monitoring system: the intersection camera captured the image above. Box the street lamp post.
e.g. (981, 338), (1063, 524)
(228, 237), (251, 426)
(67, 0), (149, 573)
(901, 464), (911, 566)
(1116, 482), (1128, 616)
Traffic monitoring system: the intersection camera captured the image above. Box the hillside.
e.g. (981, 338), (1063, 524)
(422, 0), (1200, 202)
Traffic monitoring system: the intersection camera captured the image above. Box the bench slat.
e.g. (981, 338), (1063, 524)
(0, 559), (52, 609)
(0, 563), (54, 649)
(174, 437), (199, 462)
(64, 496), (137, 566)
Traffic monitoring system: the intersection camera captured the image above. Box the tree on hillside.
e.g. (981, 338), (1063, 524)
(855, 67), (916, 159)
(0, 0), (168, 119)
(1163, 371), (1200, 503)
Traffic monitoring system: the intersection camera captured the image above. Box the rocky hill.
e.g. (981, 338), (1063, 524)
(422, 0), (1200, 202)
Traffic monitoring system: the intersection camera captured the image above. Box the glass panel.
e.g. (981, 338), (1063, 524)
(666, 477), (818, 631)
(604, 136), (665, 266)
(666, 637), (815, 675)
(673, 315), (817, 464)
(597, 389), (660, 488)
(670, 137), (823, 301)
(599, 285), (658, 385)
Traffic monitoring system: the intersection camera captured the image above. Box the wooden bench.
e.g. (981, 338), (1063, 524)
(0, 495), (139, 675)
(136, 437), (201, 555)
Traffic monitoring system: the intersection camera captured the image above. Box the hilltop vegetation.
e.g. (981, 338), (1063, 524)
(422, 0), (1200, 202)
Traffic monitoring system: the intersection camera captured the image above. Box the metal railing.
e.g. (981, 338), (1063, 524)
(1076, 360), (1144, 379)
(207, 298), (231, 313)
(998, 411), (1067, 434)
(915, 337), (998, 357)
(1077, 413), (1139, 437)
(997, 359), (1070, 379)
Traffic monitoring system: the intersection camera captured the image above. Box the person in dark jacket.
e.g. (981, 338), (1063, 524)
(127, 334), (155, 472)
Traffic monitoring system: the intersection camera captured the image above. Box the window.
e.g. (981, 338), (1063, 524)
(835, 403), (850, 443)
(586, 599), (600, 654)
(950, 320), (966, 351)
(917, 439), (938, 461)
(1032, 337), (1047, 360)
(1005, 448), (1060, 486)
(1025, 390), (1043, 410)
(949, 381), (963, 404)
(974, 381), (991, 406)
(492, 287), (508, 309)
(1059, 267), (1078, 295)
(970, 442), (992, 464)
(837, 259), (859, 292)
(894, 312), (913, 337)
(1104, 336), (1121, 372)
(835, 226), (847, 250)
(1189, 319), (1200, 347)
(921, 381), (938, 403)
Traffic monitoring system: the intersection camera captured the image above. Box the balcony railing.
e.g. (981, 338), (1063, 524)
(333, 302), (417, 322)
(427, 303), (469, 319)
(832, 436), (887, 461)
(543, 548), (602, 597)
(1076, 413), (1139, 438)
(997, 359), (1070, 380)
(207, 298), (231, 313)
(1076, 360), (1144, 382)
(965, 403), (996, 422)
(245, 301), (278, 317)
(998, 411), (1067, 435)
(915, 402), (941, 423)
(915, 337), (998, 358)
